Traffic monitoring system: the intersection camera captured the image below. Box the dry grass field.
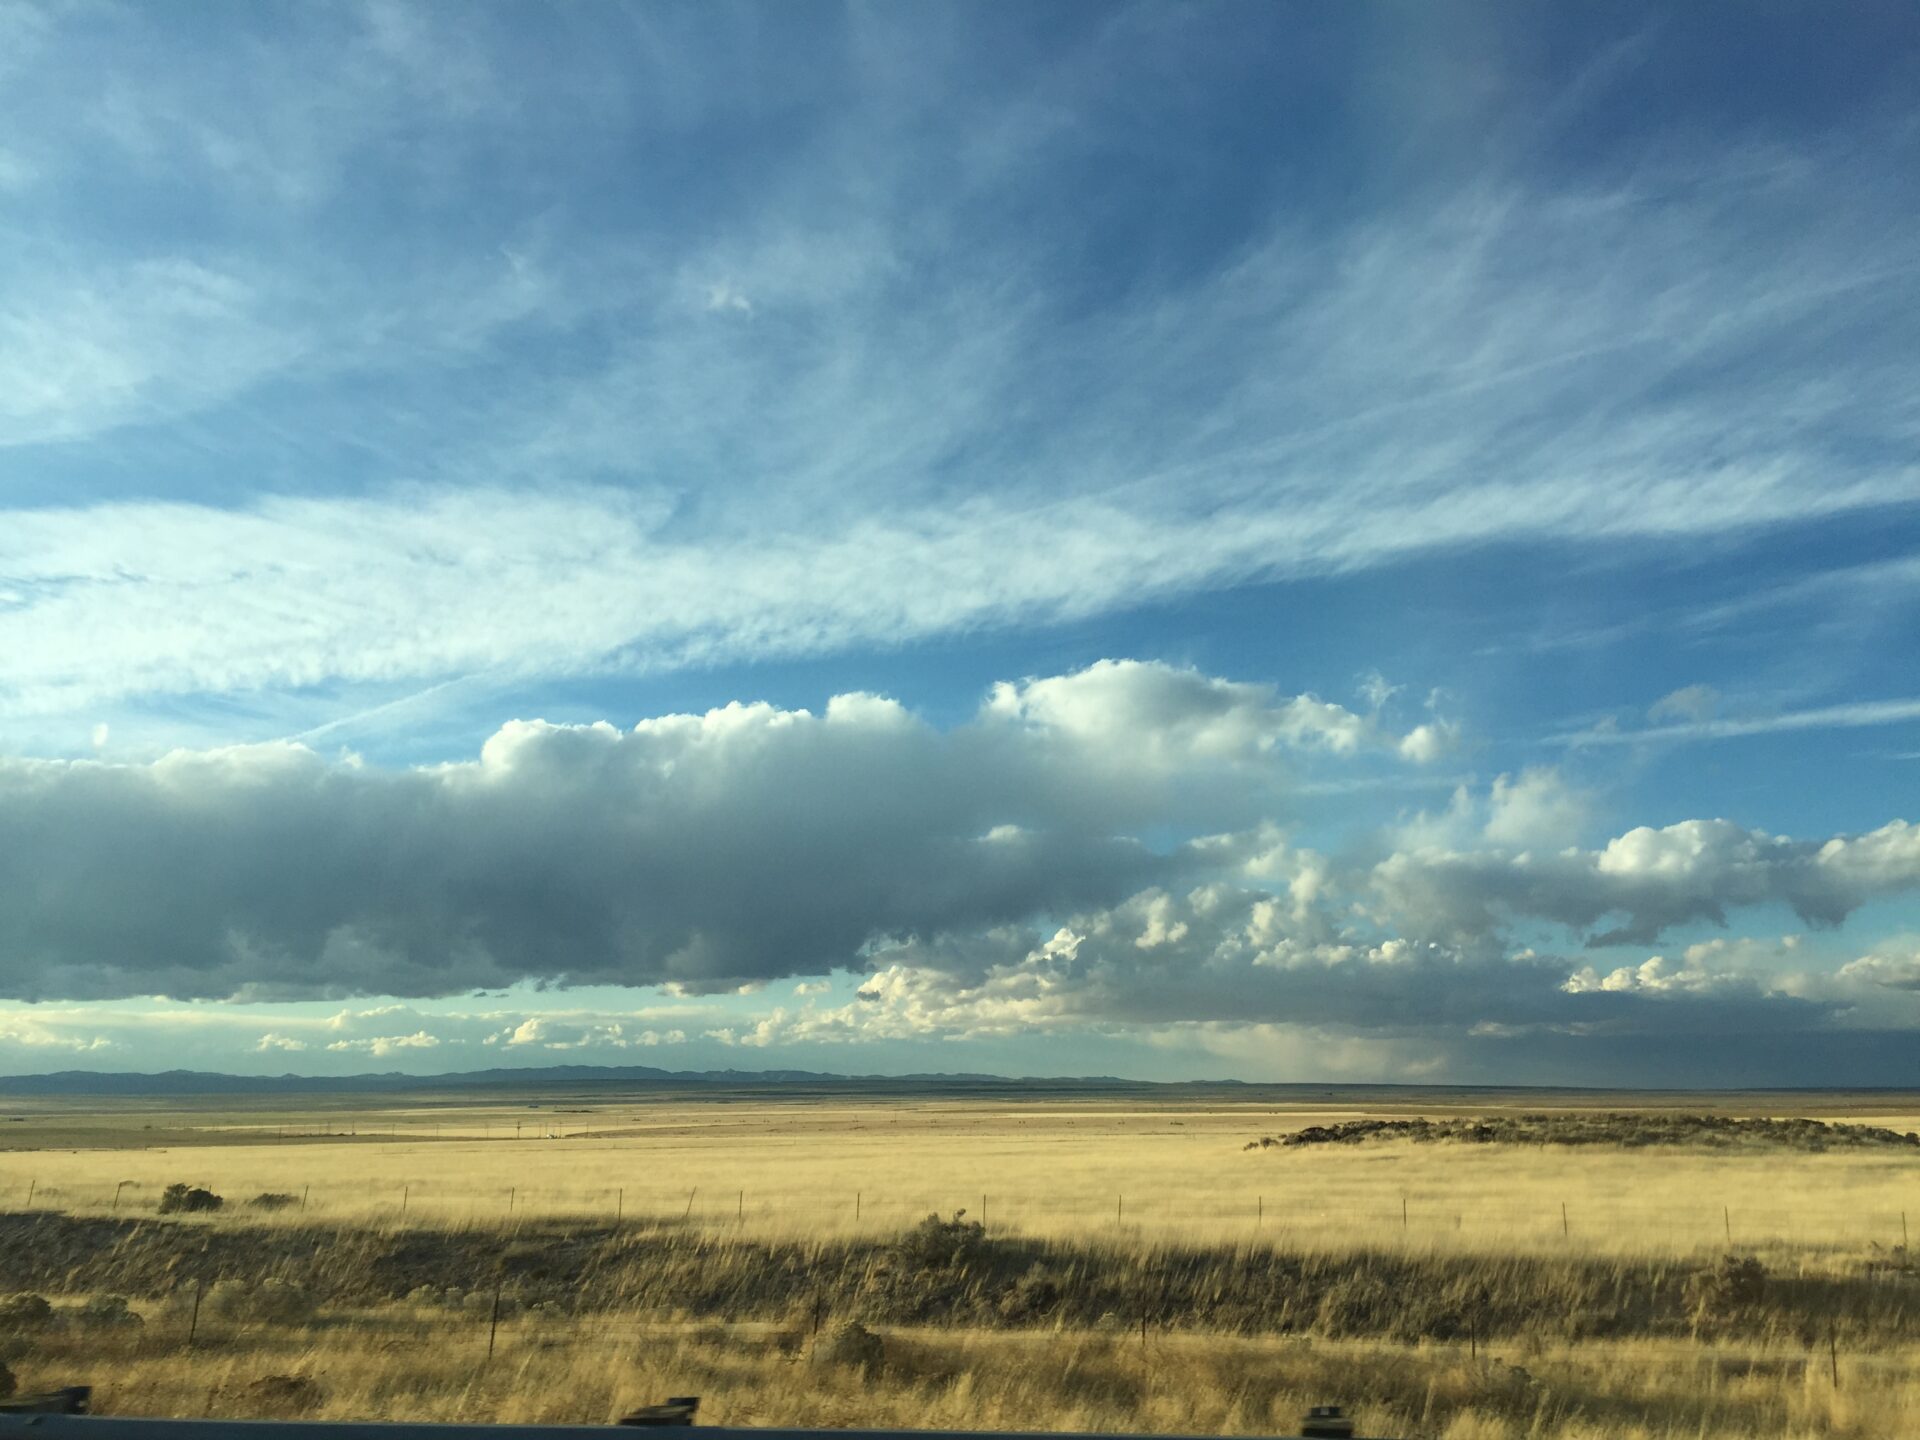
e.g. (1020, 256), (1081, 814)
(1, 1087), (1917, 1439)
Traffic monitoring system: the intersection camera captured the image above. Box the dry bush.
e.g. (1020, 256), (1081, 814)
(819, 1320), (885, 1374)
(2, 1212), (1912, 1347)
(240, 1374), (324, 1414)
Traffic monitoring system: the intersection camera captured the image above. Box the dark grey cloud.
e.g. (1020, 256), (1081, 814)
(4, 659), (1917, 1081)
(0, 663), (1407, 1001)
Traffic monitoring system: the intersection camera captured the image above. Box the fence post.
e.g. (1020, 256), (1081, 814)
(1561, 1202), (1569, 1239)
(301, 1184), (309, 1213)
(187, 1281), (204, 1349)
(616, 1188), (623, 1222)
(1829, 1328), (1839, 1388)
(487, 1280), (503, 1361)
(1724, 1206), (1731, 1245)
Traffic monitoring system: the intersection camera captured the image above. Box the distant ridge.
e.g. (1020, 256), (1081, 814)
(0, 1063), (1177, 1097)
(2, 1066), (1907, 1100)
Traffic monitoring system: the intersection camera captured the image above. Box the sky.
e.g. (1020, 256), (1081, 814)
(2, 1), (1919, 1086)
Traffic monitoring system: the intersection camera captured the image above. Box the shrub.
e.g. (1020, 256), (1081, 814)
(997, 1263), (1063, 1322)
(158, 1184), (223, 1214)
(205, 1279), (316, 1326)
(894, 1211), (988, 1271)
(0, 1358), (13, 1399)
(1685, 1254), (1768, 1328)
(247, 1193), (299, 1211)
(76, 1295), (142, 1328)
(820, 1319), (885, 1373)
(243, 1374), (324, 1413)
(0, 1294), (53, 1329)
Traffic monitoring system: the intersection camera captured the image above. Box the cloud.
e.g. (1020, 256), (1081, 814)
(0, 662), (1421, 1002)
(1649, 684), (1718, 724)
(704, 282), (752, 315)
(0, 1018), (112, 1052)
(0, 662), (1914, 1091)
(324, 1031), (442, 1056)
(2, 13), (1917, 734)
(1372, 817), (1920, 948)
(1836, 937), (1920, 992)
(0, 663), (1915, 1060)
(1559, 696), (1920, 748)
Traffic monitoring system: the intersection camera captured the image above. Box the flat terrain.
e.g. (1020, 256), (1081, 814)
(1, 1085), (1917, 1439)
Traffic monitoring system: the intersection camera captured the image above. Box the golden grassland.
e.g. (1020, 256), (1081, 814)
(2, 1088), (1918, 1439)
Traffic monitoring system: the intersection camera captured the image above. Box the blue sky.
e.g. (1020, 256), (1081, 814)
(1, 2), (1918, 1084)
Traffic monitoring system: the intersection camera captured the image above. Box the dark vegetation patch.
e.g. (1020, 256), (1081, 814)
(239, 1374), (324, 1414)
(0, 1211), (1912, 1345)
(156, 1184), (223, 1214)
(1247, 1113), (1920, 1151)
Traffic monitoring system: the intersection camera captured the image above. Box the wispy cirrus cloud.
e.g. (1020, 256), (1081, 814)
(1556, 696), (1920, 748)
(1, 3), (1917, 736)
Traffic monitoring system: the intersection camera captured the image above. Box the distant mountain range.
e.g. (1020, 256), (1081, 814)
(0, 1063), (1190, 1097)
(2, 1065), (1897, 1100)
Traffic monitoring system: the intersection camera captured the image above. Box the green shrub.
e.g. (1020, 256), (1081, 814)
(158, 1184), (223, 1214)
(1685, 1253), (1767, 1329)
(0, 1294), (53, 1329)
(894, 1211), (988, 1271)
